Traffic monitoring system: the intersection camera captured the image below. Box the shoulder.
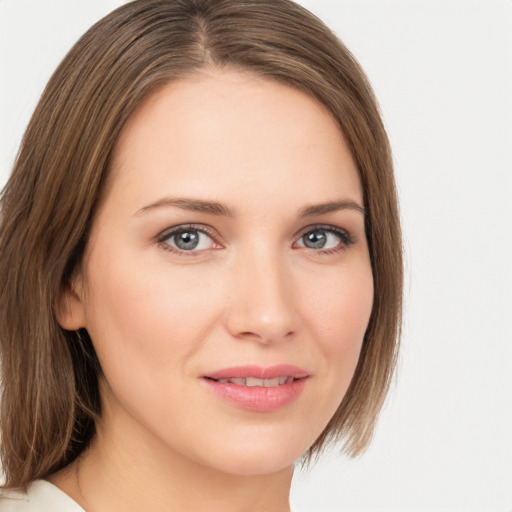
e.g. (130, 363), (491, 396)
(0, 481), (84, 512)
(0, 487), (29, 512)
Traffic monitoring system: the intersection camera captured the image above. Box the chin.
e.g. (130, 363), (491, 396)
(202, 451), (297, 477)
(189, 428), (313, 477)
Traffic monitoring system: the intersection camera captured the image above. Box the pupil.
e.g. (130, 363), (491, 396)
(304, 231), (326, 249)
(175, 230), (199, 250)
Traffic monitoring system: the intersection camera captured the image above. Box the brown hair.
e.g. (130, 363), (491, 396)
(0, 0), (402, 488)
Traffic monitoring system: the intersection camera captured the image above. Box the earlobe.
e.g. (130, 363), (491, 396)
(55, 278), (87, 330)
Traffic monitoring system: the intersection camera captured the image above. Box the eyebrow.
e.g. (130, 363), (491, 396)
(135, 197), (364, 218)
(136, 197), (236, 217)
(299, 200), (365, 217)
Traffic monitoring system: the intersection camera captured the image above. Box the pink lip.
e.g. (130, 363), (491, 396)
(202, 365), (309, 412)
(205, 364), (309, 380)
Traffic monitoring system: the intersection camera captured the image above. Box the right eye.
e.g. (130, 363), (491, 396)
(158, 225), (220, 253)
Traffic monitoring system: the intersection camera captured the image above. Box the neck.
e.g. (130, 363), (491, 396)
(49, 395), (294, 512)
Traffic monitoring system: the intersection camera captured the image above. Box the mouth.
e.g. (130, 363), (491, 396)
(206, 376), (298, 387)
(201, 365), (309, 412)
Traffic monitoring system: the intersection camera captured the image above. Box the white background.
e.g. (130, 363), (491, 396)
(1, 1), (511, 511)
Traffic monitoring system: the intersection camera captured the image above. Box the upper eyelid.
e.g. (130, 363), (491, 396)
(157, 223), (218, 242)
(294, 223), (353, 240)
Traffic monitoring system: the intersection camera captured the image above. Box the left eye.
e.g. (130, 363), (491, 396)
(162, 228), (214, 251)
(296, 228), (345, 250)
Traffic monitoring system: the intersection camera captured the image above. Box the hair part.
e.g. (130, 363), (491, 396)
(0, 0), (402, 487)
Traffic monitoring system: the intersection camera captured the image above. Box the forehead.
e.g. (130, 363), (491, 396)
(106, 69), (362, 213)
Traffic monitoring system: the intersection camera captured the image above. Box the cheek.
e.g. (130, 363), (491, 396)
(300, 260), (374, 388)
(81, 252), (223, 377)
(303, 262), (373, 346)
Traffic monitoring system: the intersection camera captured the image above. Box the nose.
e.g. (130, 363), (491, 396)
(225, 249), (297, 344)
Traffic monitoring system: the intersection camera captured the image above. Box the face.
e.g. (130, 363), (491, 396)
(62, 69), (373, 476)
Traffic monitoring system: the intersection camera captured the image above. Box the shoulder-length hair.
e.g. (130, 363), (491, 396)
(0, 0), (402, 488)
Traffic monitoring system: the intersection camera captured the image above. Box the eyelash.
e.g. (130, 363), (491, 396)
(156, 223), (355, 256)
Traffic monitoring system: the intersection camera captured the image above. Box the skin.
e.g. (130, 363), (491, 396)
(52, 69), (374, 512)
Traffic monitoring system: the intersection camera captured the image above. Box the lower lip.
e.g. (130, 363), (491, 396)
(202, 378), (307, 412)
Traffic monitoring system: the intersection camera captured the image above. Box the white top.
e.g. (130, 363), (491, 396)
(0, 480), (299, 511)
(0, 480), (84, 512)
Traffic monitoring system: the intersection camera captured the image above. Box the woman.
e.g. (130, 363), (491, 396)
(0, 0), (402, 510)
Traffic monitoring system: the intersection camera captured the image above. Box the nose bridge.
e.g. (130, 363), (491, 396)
(226, 242), (296, 343)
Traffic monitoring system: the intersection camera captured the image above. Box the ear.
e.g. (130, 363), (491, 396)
(55, 275), (87, 330)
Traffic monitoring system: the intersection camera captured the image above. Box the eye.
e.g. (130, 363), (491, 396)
(294, 226), (353, 252)
(158, 225), (219, 253)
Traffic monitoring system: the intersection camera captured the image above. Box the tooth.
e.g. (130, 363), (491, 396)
(216, 376), (295, 387)
(245, 377), (265, 387)
(229, 378), (247, 386)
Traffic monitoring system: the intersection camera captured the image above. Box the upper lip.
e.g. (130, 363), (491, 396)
(203, 364), (309, 380)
